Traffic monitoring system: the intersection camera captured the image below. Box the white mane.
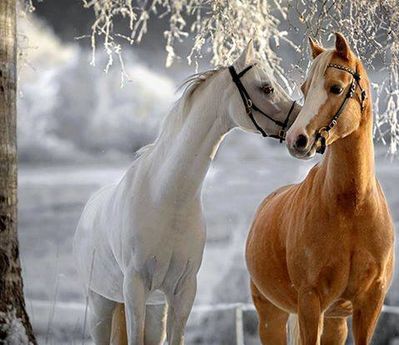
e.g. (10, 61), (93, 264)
(136, 68), (224, 159)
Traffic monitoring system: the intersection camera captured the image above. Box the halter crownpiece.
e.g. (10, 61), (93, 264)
(228, 65), (296, 142)
(315, 63), (367, 154)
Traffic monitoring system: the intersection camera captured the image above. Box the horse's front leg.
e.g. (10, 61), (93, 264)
(352, 280), (386, 345)
(166, 276), (197, 345)
(298, 287), (323, 345)
(123, 271), (148, 345)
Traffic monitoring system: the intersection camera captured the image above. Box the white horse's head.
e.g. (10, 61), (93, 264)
(225, 41), (300, 139)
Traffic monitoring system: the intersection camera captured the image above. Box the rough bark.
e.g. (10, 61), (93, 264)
(0, 1), (36, 343)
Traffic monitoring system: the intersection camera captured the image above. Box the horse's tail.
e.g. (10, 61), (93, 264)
(110, 303), (167, 345)
(287, 314), (301, 345)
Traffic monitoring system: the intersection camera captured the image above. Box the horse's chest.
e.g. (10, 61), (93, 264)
(288, 214), (392, 302)
(342, 251), (385, 299)
(118, 202), (206, 284)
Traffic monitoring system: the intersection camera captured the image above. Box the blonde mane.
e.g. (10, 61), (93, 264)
(307, 50), (334, 83)
(136, 67), (225, 159)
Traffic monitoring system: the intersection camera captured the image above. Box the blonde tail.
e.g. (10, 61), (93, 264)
(287, 314), (301, 345)
(110, 302), (167, 345)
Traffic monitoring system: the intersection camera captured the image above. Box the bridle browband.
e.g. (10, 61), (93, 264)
(229, 65), (296, 142)
(315, 63), (367, 154)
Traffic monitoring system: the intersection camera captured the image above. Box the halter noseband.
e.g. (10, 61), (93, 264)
(315, 63), (367, 154)
(229, 65), (296, 142)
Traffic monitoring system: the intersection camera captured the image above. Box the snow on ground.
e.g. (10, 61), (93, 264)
(18, 131), (399, 344)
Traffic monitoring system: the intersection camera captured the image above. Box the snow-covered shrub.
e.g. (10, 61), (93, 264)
(18, 15), (175, 163)
(82, 0), (399, 154)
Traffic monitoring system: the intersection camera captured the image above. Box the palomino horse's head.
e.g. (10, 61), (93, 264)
(227, 41), (300, 139)
(286, 33), (369, 159)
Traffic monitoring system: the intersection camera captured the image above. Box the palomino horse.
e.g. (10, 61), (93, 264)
(73, 41), (300, 345)
(246, 33), (394, 345)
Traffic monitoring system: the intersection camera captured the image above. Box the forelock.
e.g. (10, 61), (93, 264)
(306, 50), (334, 86)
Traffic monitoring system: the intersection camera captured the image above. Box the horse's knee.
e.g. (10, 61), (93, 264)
(321, 317), (348, 345)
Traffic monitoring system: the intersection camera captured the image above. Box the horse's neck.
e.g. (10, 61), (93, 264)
(321, 108), (375, 204)
(148, 75), (231, 204)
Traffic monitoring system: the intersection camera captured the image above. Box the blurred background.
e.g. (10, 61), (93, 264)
(17, 1), (399, 344)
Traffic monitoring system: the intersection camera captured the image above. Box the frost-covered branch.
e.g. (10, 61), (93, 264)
(83, 0), (399, 153)
(81, 1), (290, 83)
(290, 0), (399, 153)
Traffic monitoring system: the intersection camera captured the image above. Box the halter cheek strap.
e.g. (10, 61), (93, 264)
(229, 65), (296, 142)
(315, 63), (367, 154)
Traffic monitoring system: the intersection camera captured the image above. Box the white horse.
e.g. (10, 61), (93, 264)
(73, 42), (300, 345)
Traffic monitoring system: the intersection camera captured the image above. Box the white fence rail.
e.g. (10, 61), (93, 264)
(28, 299), (399, 345)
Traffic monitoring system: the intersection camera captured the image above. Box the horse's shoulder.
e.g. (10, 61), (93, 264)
(269, 184), (295, 200)
(259, 184), (296, 211)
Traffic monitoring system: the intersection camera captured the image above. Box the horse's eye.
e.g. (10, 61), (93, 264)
(330, 85), (343, 94)
(261, 84), (274, 94)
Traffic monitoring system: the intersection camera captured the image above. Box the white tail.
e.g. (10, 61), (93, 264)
(287, 314), (301, 345)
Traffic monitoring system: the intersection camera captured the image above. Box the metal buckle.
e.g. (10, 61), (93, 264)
(328, 119), (337, 129)
(316, 136), (327, 154)
(278, 129), (286, 142)
(318, 127), (330, 140)
(349, 83), (356, 97)
(315, 127), (329, 154)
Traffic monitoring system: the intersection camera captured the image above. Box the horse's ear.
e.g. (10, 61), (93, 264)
(245, 40), (255, 64)
(236, 40), (255, 67)
(308, 37), (325, 59)
(335, 32), (351, 60)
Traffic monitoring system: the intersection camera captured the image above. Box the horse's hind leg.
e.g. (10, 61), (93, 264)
(321, 317), (348, 345)
(111, 302), (167, 345)
(111, 303), (127, 345)
(88, 289), (116, 345)
(250, 281), (289, 345)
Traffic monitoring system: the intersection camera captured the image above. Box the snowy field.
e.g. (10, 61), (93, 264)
(18, 133), (399, 345)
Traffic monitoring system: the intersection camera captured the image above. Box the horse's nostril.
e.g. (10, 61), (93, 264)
(294, 134), (308, 150)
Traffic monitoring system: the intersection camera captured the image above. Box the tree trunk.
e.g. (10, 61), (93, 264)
(0, 1), (36, 343)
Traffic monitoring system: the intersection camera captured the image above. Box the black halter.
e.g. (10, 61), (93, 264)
(315, 63), (367, 154)
(229, 65), (296, 142)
